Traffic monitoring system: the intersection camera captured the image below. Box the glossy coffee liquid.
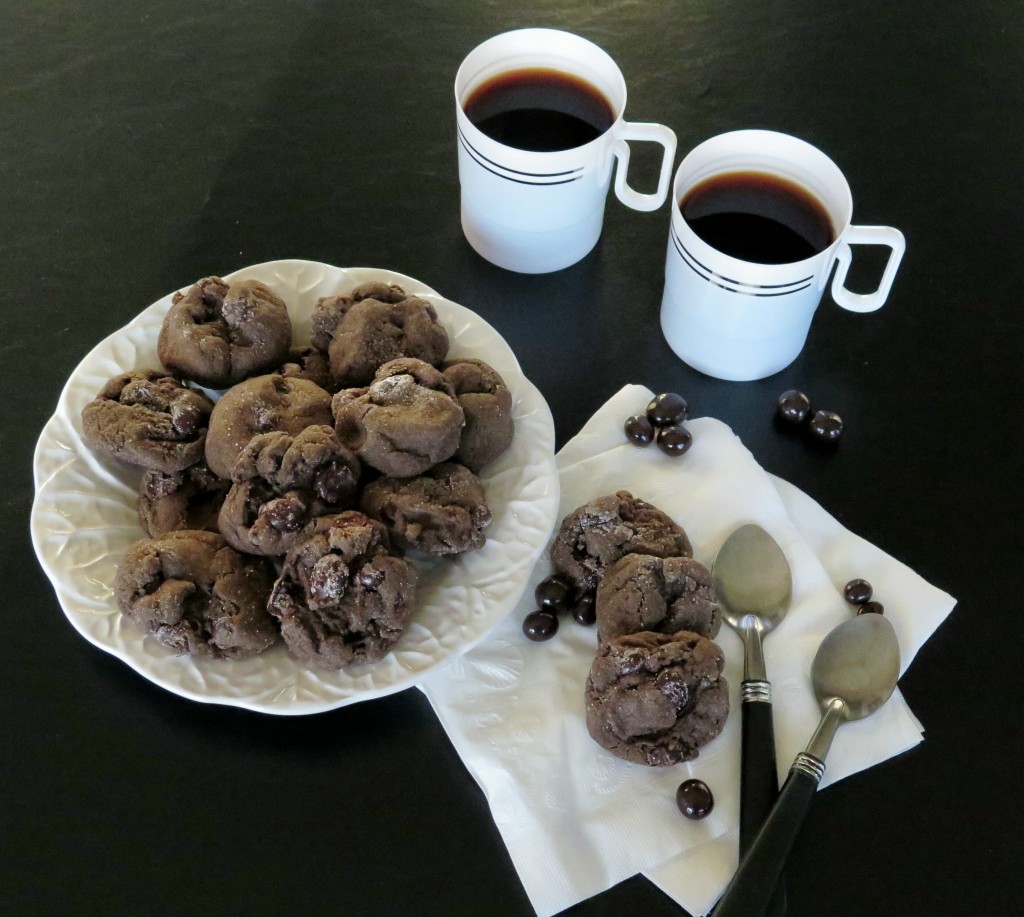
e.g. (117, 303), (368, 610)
(680, 171), (836, 264)
(463, 68), (615, 152)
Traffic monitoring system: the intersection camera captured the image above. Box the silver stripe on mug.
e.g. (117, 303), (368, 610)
(457, 126), (585, 181)
(670, 228), (813, 297)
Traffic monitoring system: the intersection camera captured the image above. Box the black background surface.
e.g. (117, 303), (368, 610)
(2, 2), (1020, 915)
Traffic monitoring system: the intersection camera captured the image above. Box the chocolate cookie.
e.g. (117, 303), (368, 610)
(158, 277), (293, 388)
(360, 462), (491, 555)
(314, 283), (450, 387)
(81, 370), (213, 473)
(596, 554), (721, 643)
(138, 461), (229, 537)
(441, 358), (514, 472)
(311, 281), (408, 352)
(204, 374), (333, 479)
(115, 530), (277, 658)
(550, 492), (693, 596)
(276, 346), (336, 393)
(267, 511), (417, 669)
(332, 358), (465, 478)
(218, 425), (360, 556)
(585, 631), (729, 766)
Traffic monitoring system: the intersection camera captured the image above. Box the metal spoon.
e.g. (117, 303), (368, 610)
(713, 524), (792, 915)
(714, 613), (902, 917)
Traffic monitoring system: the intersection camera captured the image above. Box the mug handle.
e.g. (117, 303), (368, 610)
(830, 225), (906, 313)
(612, 122), (677, 212)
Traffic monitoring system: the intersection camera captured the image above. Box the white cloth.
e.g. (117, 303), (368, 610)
(419, 385), (956, 917)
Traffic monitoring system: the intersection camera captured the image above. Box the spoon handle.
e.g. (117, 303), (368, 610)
(739, 683), (779, 848)
(740, 684), (787, 916)
(715, 754), (824, 917)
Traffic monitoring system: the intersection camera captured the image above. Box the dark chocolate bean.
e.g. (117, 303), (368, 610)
(777, 389), (811, 424)
(676, 779), (714, 819)
(657, 425), (692, 456)
(523, 610), (559, 642)
(647, 392), (689, 427)
(624, 414), (655, 446)
(844, 578), (873, 605)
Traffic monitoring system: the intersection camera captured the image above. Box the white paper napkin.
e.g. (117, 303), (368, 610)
(419, 385), (956, 917)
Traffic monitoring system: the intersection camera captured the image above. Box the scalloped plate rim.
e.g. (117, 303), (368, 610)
(30, 259), (559, 715)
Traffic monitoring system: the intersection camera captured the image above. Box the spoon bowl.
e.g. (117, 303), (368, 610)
(713, 524), (792, 634)
(813, 612), (901, 721)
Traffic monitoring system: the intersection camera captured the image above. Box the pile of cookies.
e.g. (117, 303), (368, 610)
(80, 275), (514, 669)
(548, 492), (730, 766)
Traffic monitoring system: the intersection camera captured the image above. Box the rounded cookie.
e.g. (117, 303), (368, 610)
(139, 460), (230, 537)
(316, 285), (449, 387)
(81, 370), (213, 473)
(218, 425), (360, 556)
(267, 511), (417, 669)
(332, 358), (464, 478)
(158, 276), (293, 388)
(596, 554), (720, 643)
(311, 281), (409, 352)
(360, 462), (491, 555)
(204, 374), (333, 479)
(114, 530), (277, 658)
(585, 630), (729, 766)
(441, 358), (514, 472)
(550, 491), (693, 597)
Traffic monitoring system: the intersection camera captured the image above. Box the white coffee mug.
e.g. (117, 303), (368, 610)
(660, 130), (906, 381)
(455, 28), (677, 274)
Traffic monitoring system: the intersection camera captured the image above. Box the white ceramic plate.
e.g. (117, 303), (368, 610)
(31, 260), (559, 714)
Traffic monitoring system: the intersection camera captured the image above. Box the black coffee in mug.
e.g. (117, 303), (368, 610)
(463, 68), (615, 153)
(679, 171), (836, 264)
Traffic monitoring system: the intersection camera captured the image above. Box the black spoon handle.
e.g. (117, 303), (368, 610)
(715, 755), (823, 917)
(740, 688), (779, 851)
(740, 687), (787, 916)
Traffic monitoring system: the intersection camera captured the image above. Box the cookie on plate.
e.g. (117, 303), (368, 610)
(114, 530), (278, 659)
(81, 370), (213, 473)
(313, 282), (450, 387)
(267, 511), (417, 669)
(332, 358), (464, 478)
(158, 276), (292, 388)
(550, 491), (693, 597)
(441, 358), (514, 472)
(360, 462), (491, 555)
(311, 281), (408, 352)
(276, 346), (336, 393)
(585, 630), (729, 766)
(596, 554), (720, 643)
(138, 460), (229, 537)
(204, 373), (333, 479)
(218, 426), (360, 556)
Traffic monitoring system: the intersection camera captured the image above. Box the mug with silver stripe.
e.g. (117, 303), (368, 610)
(455, 28), (677, 274)
(661, 130), (906, 381)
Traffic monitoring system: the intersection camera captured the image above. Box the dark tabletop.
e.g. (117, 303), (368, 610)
(2, 2), (1020, 915)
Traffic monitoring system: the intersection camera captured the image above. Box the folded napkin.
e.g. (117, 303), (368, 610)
(419, 385), (955, 917)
